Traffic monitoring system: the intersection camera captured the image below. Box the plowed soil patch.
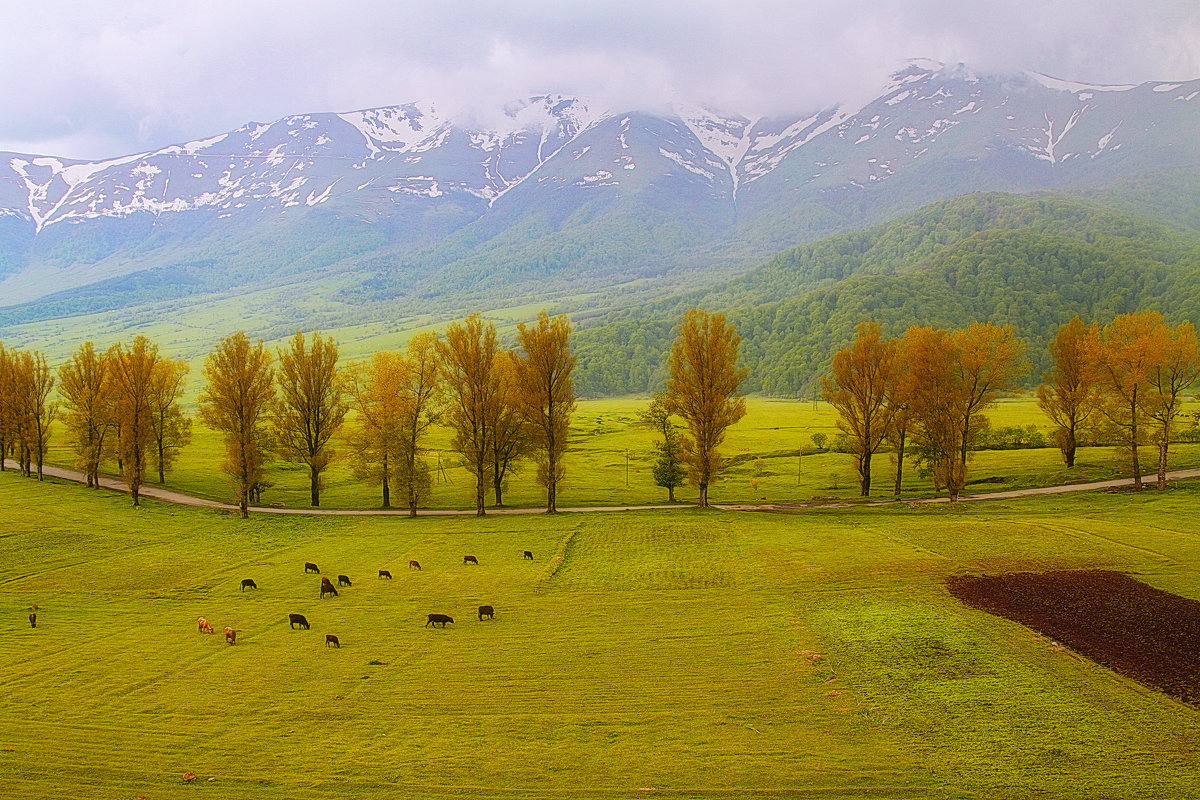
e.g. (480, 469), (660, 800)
(947, 570), (1200, 704)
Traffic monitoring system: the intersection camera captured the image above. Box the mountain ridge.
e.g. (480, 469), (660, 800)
(1, 60), (1198, 340)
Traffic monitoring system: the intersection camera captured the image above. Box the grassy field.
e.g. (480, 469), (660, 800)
(1, 469), (1199, 798)
(40, 396), (1200, 511)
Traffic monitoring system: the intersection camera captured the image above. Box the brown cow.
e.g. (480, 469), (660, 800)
(288, 613), (310, 630)
(224, 627), (237, 645)
(408, 560), (421, 571)
(378, 569), (393, 579)
(320, 577), (339, 598)
(478, 605), (495, 621)
(304, 562), (320, 574)
(337, 574), (352, 587)
(240, 578), (258, 591)
(197, 617), (214, 634)
(325, 634), (340, 648)
(425, 613), (454, 628)
(28, 612), (36, 628)
(463, 555), (478, 565)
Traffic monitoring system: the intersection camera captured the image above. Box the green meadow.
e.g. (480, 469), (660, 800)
(2, 470), (1199, 799)
(39, 396), (1200, 511)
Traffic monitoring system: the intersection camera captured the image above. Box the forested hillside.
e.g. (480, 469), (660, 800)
(574, 191), (1200, 396)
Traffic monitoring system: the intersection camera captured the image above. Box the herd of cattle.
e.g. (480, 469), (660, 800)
(195, 550), (536, 647)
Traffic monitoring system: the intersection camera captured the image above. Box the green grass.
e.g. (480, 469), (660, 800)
(1, 470), (1199, 798)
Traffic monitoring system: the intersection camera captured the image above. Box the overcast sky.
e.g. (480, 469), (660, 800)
(2, 0), (1197, 160)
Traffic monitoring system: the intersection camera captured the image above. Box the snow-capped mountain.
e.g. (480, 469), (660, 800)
(1, 60), (1198, 317)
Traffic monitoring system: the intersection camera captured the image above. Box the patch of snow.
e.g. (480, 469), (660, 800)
(1153, 83), (1182, 93)
(854, 134), (870, 144)
(1027, 72), (1136, 93)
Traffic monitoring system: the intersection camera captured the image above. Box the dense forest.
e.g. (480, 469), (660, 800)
(574, 192), (1200, 396)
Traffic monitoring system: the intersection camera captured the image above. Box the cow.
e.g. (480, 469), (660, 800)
(197, 617), (214, 634)
(463, 555), (479, 565)
(337, 574), (352, 587)
(224, 627), (237, 645)
(320, 577), (339, 599)
(28, 612), (36, 628)
(304, 562), (320, 574)
(425, 613), (454, 628)
(378, 569), (393, 579)
(408, 560), (421, 571)
(325, 634), (340, 648)
(289, 613), (310, 630)
(478, 605), (495, 621)
(240, 578), (258, 592)
(523, 550), (534, 560)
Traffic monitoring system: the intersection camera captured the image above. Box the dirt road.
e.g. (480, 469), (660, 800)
(4, 459), (1198, 516)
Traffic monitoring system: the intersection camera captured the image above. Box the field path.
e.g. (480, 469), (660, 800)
(4, 458), (1199, 515)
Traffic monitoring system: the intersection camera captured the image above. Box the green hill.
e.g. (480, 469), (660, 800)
(575, 191), (1200, 396)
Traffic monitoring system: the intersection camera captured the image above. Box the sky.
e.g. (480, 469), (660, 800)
(2, 0), (1198, 161)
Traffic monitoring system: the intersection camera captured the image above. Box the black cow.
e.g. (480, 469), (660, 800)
(478, 605), (495, 621)
(523, 550), (534, 560)
(378, 569), (393, 579)
(240, 578), (258, 592)
(463, 555), (479, 565)
(29, 612), (36, 628)
(325, 634), (340, 648)
(289, 613), (310, 630)
(320, 578), (339, 599)
(304, 562), (320, 574)
(425, 613), (454, 628)
(337, 574), (352, 587)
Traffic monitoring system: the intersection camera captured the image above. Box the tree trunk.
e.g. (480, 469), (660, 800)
(382, 477), (390, 509)
(698, 483), (709, 508)
(860, 451), (872, 497)
(492, 454), (504, 508)
(1130, 412), (1142, 489)
(893, 430), (907, 498)
(310, 465), (320, 507)
(158, 438), (166, 484)
(668, 485), (675, 502)
(131, 484), (140, 507)
(239, 495), (249, 519)
(476, 471), (487, 516)
(1158, 426), (1169, 489)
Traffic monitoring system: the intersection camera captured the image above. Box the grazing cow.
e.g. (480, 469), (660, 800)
(304, 562), (320, 574)
(240, 578), (258, 592)
(425, 613), (454, 628)
(320, 577), (339, 599)
(523, 550), (534, 560)
(378, 569), (393, 579)
(325, 634), (340, 648)
(197, 617), (214, 634)
(478, 605), (495, 621)
(28, 613), (36, 628)
(289, 613), (310, 630)
(337, 574), (352, 587)
(463, 555), (479, 565)
(224, 627), (236, 645)
(408, 560), (421, 571)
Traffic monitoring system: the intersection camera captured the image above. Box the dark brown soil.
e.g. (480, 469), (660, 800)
(946, 570), (1200, 705)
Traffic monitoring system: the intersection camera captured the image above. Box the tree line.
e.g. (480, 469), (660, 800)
(823, 312), (1200, 500)
(0, 308), (755, 514)
(5, 307), (1194, 512)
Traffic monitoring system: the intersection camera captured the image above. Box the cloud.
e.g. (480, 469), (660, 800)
(1, 0), (1196, 159)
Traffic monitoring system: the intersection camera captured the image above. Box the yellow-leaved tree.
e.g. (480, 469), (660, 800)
(664, 309), (747, 508)
(274, 331), (348, 507)
(200, 332), (275, 518)
(512, 312), (576, 513)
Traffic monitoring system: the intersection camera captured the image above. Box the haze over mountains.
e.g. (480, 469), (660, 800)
(1, 59), (1199, 389)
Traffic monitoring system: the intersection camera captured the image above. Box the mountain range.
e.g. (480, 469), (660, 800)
(1, 59), (1199, 373)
